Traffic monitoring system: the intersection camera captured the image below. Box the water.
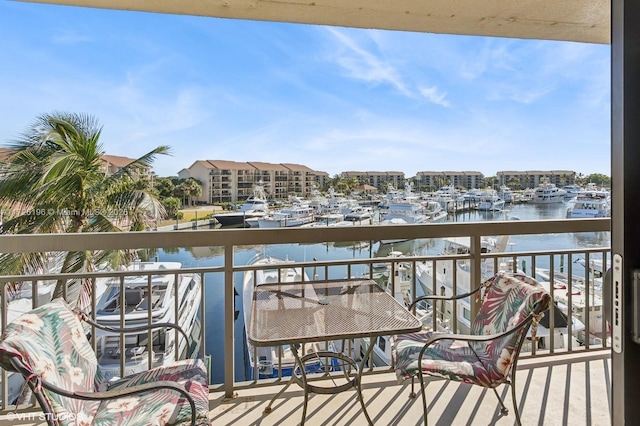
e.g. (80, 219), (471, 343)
(156, 202), (610, 383)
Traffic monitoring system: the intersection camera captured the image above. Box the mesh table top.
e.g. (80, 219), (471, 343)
(247, 279), (422, 346)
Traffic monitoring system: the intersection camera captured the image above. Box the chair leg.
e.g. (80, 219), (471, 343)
(491, 387), (509, 416)
(510, 382), (523, 426)
(418, 371), (428, 426)
(409, 376), (417, 398)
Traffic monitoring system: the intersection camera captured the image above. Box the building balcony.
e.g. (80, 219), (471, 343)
(0, 218), (611, 424)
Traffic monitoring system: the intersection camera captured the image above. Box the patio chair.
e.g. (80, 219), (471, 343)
(392, 271), (551, 426)
(0, 298), (211, 425)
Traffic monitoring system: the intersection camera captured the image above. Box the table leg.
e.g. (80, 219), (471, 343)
(355, 337), (376, 425)
(263, 373), (295, 413)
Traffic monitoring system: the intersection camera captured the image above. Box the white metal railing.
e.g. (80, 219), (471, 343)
(0, 218), (610, 405)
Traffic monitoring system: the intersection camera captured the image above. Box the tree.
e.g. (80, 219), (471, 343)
(181, 178), (202, 206)
(154, 177), (176, 198)
(161, 196), (181, 219)
(0, 112), (169, 308)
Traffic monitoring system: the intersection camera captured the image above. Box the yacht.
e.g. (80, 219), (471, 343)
(366, 258), (449, 366)
(423, 200), (448, 223)
(530, 178), (567, 204)
(242, 255), (338, 379)
(415, 235), (511, 333)
(566, 193), (611, 218)
(562, 184), (583, 199)
(254, 204), (315, 228)
(94, 261), (202, 380)
(214, 181), (269, 227)
(535, 268), (602, 342)
(476, 189), (506, 211)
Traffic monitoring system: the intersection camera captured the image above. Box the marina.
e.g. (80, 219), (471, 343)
(155, 200), (610, 383)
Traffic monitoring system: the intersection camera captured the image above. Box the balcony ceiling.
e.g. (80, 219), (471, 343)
(20, 0), (610, 44)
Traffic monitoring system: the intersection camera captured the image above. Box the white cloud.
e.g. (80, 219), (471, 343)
(419, 86), (451, 107)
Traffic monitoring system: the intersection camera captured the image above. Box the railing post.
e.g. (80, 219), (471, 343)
(224, 244), (235, 399)
(470, 234), (482, 319)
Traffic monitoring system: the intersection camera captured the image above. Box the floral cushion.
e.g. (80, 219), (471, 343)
(392, 272), (550, 385)
(0, 298), (211, 425)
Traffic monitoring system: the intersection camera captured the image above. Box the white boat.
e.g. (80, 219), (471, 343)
(343, 206), (375, 224)
(365, 257), (449, 366)
(242, 255), (338, 379)
(498, 185), (514, 203)
(530, 178), (567, 204)
(380, 201), (428, 225)
(214, 181), (270, 227)
(255, 204), (315, 228)
(423, 200), (448, 223)
(535, 268), (604, 341)
(93, 261), (202, 380)
(566, 193), (611, 218)
(476, 189), (506, 211)
(562, 184), (583, 199)
(415, 235), (512, 333)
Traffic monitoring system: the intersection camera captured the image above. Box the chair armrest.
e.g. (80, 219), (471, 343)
(408, 285), (483, 311)
(30, 375), (196, 426)
(418, 313), (537, 359)
(76, 311), (190, 347)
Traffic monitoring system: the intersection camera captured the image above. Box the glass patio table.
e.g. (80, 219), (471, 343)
(247, 278), (422, 425)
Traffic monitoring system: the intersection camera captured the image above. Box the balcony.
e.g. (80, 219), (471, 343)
(0, 218), (611, 424)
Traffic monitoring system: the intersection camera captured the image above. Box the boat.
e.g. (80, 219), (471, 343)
(476, 189), (506, 211)
(562, 184), (583, 199)
(242, 255), (339, 379)
(566, 193), (611, 218)
(414, 235), (512, 333)
(529, 178), (567, 204)
(423, 200), (448, 223)
(343, 206), (375, 224)
(371, 258), (449, 366)
(498, 185), (515, 203)
(535, 268), (604, 341)
(254, 204), (315, 228)
(93, 261), (202, 380)
(214, 181), (269, 227)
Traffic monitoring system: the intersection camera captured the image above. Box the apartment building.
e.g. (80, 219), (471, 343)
(179, 160), (326, 203)
(101, 154), (152, 180)
(496, 170), (576, 189)
(341, 171), (405, 191)
(414, 171), (484, 191)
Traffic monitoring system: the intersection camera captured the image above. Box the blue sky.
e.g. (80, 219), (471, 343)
(1, 2), (611, 179)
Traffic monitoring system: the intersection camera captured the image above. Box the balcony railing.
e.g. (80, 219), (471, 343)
(0, 218), (610, 408)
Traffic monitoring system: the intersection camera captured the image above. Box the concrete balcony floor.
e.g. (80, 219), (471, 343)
(0, 350), (610, 425)
(211, 350), (611, 426)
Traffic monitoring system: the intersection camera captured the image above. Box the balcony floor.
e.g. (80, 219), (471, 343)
(210, 350), (611, 426)
(0, 350), (611, 425)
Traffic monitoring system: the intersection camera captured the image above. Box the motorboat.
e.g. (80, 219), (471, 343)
(415, 235), (512, 333)
(254, 204), (315, 228)
(535, 268), (603, 342)
(562, 184), (583, 199)
(566, 193), (611, 218)
(529, 178), (567, 204)
(214, 181), (270, 227)
(343, 206), (375, 224)
(476, 189), (505, 211)
(93, 261), (202, 380)
(367, 258), (449, 367)
(423, 200), (448, 223)
(242, 255), (338, 379)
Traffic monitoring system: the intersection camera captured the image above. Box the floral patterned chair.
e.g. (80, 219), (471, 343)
(392, 271), (551, 426)
(0, 298), (211, 425)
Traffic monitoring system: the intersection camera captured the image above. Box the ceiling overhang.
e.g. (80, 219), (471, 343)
(18, 0), (610, 44)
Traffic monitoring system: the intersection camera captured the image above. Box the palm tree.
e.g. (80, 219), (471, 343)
(0, 112), (170, 308)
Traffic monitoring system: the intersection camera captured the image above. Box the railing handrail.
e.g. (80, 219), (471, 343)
(0, 217), (611, 404)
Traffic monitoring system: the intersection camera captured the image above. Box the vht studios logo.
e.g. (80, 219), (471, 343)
(6, 412), (77, 422)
